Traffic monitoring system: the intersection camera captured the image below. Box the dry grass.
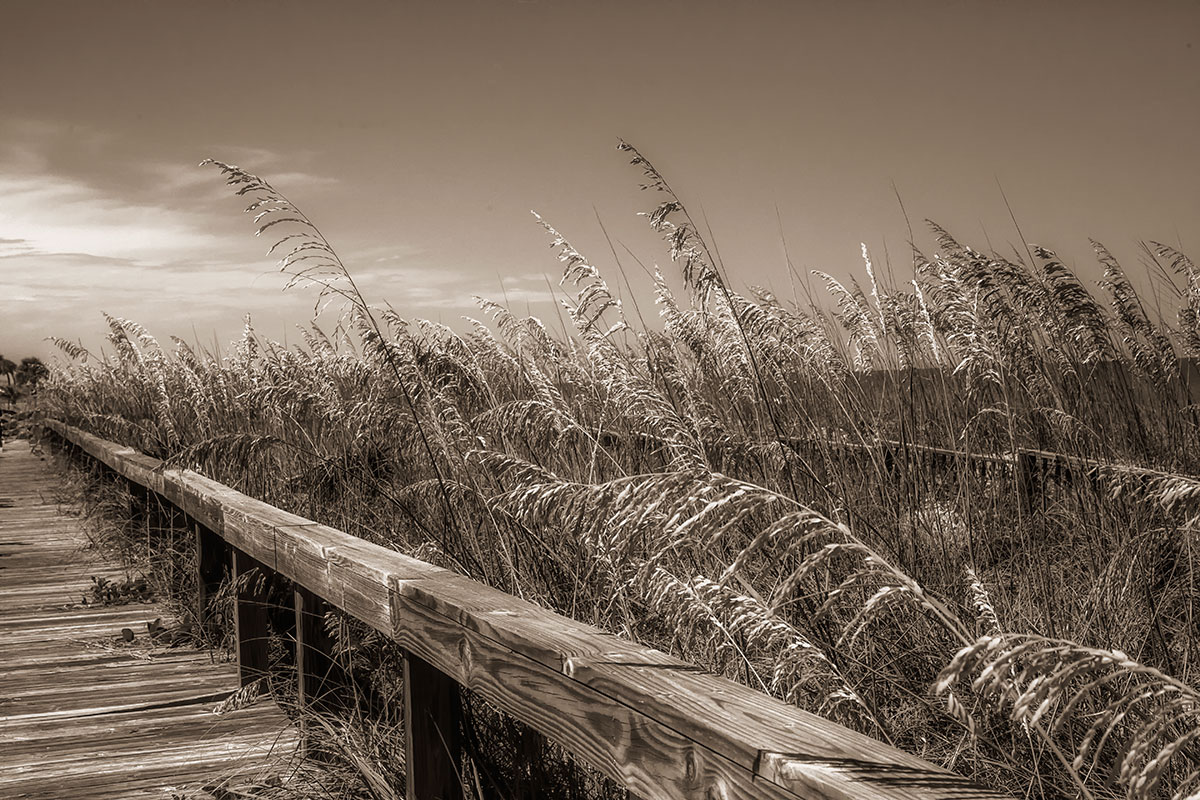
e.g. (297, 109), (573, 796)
(39, 144), (1200, 799)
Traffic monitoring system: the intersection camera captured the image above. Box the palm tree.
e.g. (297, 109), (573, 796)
(15, 357), (48, 388)
(0, 356), (15, 388)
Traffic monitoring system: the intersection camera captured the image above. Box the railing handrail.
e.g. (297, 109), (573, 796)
(788, 434), (1199, 483)
(42, 419), (1005, 800)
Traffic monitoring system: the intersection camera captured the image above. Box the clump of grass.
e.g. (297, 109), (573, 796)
(85, 574), (153, 606)
(39, 144), (1200, 799)
(50, 445), (236, 653)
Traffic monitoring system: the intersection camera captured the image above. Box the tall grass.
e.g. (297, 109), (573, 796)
(41, 145), (1200, 799)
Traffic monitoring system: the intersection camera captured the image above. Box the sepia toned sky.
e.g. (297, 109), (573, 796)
(1, 0), (1197, 362)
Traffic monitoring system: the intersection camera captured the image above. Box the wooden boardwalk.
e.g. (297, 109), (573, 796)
(43, 419), (1007, 800)
(0, 438), (295, 799)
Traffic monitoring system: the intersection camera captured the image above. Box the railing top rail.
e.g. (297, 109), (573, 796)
(43, 419), (1006, 800)
(791, 434), (1200, 481)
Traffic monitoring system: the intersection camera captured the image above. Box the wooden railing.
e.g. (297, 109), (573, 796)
(603, 428), (1194, 506)
(41, 419), (1005, 800)
(784, 435), (1195, 512)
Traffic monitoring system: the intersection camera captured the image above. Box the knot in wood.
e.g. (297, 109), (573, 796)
(456, 636), (472, 672)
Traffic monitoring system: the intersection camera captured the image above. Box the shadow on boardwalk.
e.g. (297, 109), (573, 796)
(0, 438), (295, 799)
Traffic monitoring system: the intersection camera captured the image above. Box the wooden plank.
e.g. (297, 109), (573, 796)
(231, 548), (272, 688)
(195, 520), (227, 639)
(294, 583), (345, 759)
(573, 663), (983, 798)
(387, 587), (797, 800)
(389, 583), (996, 800)
(401, 570), (696, 671)
(1, 702), (282, 755)
(272, 522), (443, 633)
(1017, 446), (1192, 482)
(515, 726), (547, 800)
(0, 436), (295, 797)
(164, 469), (237, 537)
(1, 681), (238, 720)
(0, 736), (287, 800)
(222, 497), (317, 562)
(404, 649), (464, 800)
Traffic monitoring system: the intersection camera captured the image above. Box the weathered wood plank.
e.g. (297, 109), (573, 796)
(0, 737), (286, 800)
(0, 436), (295, 797)
(231, 548), (273, 687)
(394, 571), (691, 672)
(404, 649), (464, 800)
(294, 583), (346, 758)
(272, 521), (443, 632)
(1, 702), (281, 754)
(387, 588), (797, 800)
(195, 520), (228, 639)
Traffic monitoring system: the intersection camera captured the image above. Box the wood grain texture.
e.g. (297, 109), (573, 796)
(195, 521), (228, 639)
(0, 437), (295, 799)
(387, 587), (799, 800)
(44, 420), (1010, 800)
(515, 725), (546, 800)
(231, 549), (273, 687)
(404, 650), (464, 800)
(294, 586), (342, 713)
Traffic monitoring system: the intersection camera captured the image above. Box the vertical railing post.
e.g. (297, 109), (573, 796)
(144, 491), (176, 550)
(231, 549), (272, 688)
(882, 446), (896, 480)
(194, 521), (227, 640)
(294, 585), (345, 757)
(515, 727), (546, 800)
(1016, 451), (1040, 517)
(128, 480), (149, 530)
(403, 650), (463, 800)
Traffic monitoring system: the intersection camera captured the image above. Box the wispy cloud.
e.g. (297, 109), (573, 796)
(0, 172), (224, 260)
(0, 117), (528, 359)
(1, 251), (282, 309)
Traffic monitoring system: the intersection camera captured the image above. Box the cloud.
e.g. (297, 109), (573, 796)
(0, 119), (343, 270)
(0, 237), (34, 257)
(0, 116), (509, 358)
(138, 158), (339, 204)
(0, 246), (323, 358)
(0, 172), (225, 262)
(0, 250), (282, 308)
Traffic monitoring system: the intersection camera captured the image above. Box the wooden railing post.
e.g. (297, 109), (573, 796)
(294, 585), (345, 756)
(147, 491), (175, 539)
(1016, 451), (1040, 516)
(231, 549), (272, 688)
(128, 480), (149, 530)
(882, 445), (897, 479)
(515, 727), (546, 800)
(194, 521), (227, 639)
(403, 650), (463, 800)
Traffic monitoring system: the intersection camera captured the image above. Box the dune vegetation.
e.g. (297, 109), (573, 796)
(40, 144), (1200, 799)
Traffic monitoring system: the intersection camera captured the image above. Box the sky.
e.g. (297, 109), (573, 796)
(1, 0), (1197, 363)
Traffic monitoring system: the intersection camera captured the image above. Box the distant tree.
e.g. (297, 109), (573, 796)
(0, 384), (16, 408)
(0, 356), (14, 387)
(15, 357), (48, 388)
